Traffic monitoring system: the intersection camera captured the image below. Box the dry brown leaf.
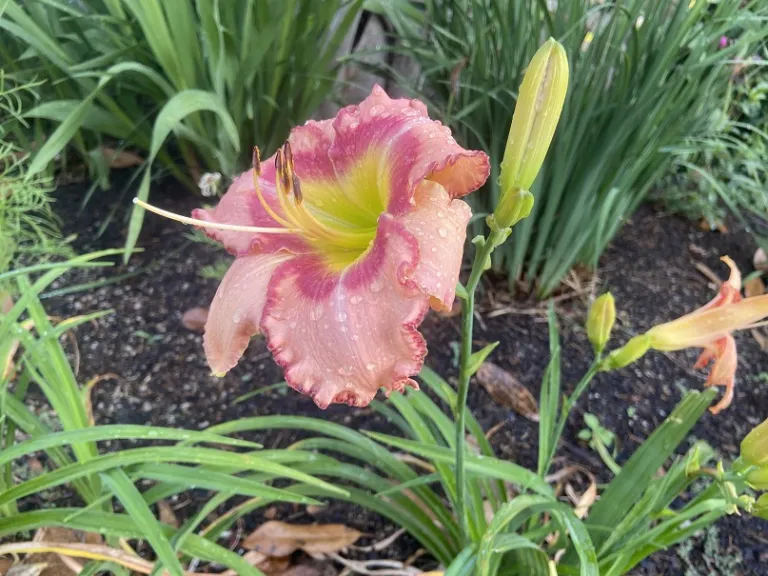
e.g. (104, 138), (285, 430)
(0, 542), (217, 576)
(242, 521), (362, 557)
(101, 147), (144, 168)
(0, 557), (13, 574)
(7, 565), (48, 576)
(219, 551), (268, 576)
(264, 506), (279, 520)
(567, 479), (598, 519)
(752, 329), (768, 351)
(754, 248), (768, 272)
(745, 276), (765, 298)
(181, 307), (209, 332)
(476, 362), (538, 421)
(157, 500), (179, 529)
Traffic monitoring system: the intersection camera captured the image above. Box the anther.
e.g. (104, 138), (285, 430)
(252, 146), (262, 177)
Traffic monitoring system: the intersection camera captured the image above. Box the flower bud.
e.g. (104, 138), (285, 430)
(587, 293), (616, 354)
(746, 465), (768, 490)
(741, 417), (768, 467)
(491, 188), (534, 229)
(753, 493), (768, 520)
(499, 38), (569, 195)
(601, 334), (651, 371)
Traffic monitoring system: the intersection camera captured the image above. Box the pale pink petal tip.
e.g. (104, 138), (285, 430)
(203, 254), (290, 375)
(260, 219), (429, 409)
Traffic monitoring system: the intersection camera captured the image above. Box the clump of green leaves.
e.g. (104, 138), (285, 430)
(0, 74), (70, 280)
(657, 43), (768, 245)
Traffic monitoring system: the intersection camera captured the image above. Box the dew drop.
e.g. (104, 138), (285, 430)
(428, 133), (437, 140)
(369, 279), (384, 293)
(350, 295), (363, 304)
(366, 363), (376, 371)
(337, 311), (348, 322)
(437, 211), (445, 218)
(438, 228), (448, 238)
(351, 335), (360, 341)
(232, 311), (242, 323)
(431, 247), (437, 253)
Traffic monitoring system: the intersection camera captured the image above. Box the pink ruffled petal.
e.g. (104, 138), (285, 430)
(192, 162), (306, 256)
(204, 253), (292, 375)
(328, 85), (489, 216)
(261, 216), (429, 408)
(397, 181), (471, 311)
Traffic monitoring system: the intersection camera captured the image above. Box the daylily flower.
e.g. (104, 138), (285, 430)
(645, 257), (768, 414)
(185, 86), (489, 408)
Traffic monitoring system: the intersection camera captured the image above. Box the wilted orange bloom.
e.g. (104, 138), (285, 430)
(646, 257), (768, 414)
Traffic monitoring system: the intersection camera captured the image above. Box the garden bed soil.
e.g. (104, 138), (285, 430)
(32, 174), (768, 575)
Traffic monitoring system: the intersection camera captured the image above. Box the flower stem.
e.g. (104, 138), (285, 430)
(455, 227), (506, 544)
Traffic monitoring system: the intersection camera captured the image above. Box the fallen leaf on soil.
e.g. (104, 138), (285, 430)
(157, 500), (179, 528)
(101, 147), (144, 168)
(566, 478), (598, 519)
(0, 541), (217, 576)
(305, 504), (324, 516)
(755, 248), (768, 272)
(476, 362), (538, 421)
(752, 329), (768, 351)
(744, 276), (765, 298)
(264, 506), (279, 520)
(242, 521), (362, 557)
(6, 564), (48, 576)
(181, 307), (209, 332)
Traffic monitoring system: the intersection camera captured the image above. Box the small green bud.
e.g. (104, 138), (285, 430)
(601, 334), (651, 371)
(492, 188), (535, 229)
(586, 293), (616, 354)
(741, 417), (768, 467)
(499, 38), (569, 194)
(746, 465), (768, 490)
(753, 493), (768, 520)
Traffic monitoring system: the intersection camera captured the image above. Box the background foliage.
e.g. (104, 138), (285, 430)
(375, 0), (768, 295)
(657, 41), (768, 246)
(0, 0), (364, 257)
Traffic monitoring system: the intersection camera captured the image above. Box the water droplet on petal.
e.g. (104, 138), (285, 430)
(438, 228), (448, 238)
(437, 211), (445, 218)
(431, 247), (437, 253)
(366, 363), (376, 371)
(337, 311), (348, 322)
(369, 279), (384, 293)
(350, 295), (363, 305)
(232, 312), (242, 323)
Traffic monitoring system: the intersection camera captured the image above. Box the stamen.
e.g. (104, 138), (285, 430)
(132, 198), (298, 234)
(252, 146), (262, 177)
(293, 174), (304, 205)
(251, 153), (293, 229)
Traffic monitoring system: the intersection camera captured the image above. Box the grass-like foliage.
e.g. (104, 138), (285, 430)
(0, 0), (364, 259)
(0, 254), (348, 576)
(659, 42), (768, 245)
(376, 0), (768, 295)
(0, 73), (70, 279)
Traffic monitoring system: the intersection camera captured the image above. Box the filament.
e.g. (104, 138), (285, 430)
(132, 198), (298, 234)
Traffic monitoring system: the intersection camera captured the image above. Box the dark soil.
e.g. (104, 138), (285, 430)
(31, 174), (768, 574)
